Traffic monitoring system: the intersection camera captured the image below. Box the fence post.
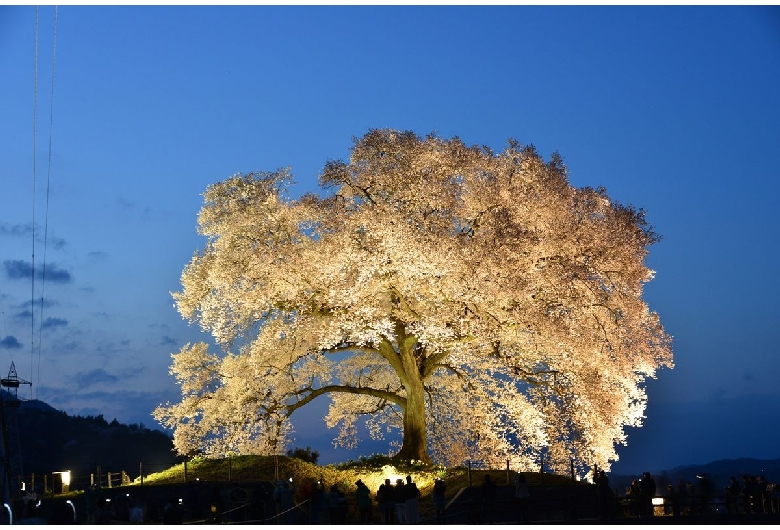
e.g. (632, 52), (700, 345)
(184, 460), (188, 484)
(468, 461), (472, 487)
(506, 459), (510, 484)
(44, 475), (48, 495)
(97, 465), (102, 489)
(139, 462), (143, 487)
(107, 471), (112, 488)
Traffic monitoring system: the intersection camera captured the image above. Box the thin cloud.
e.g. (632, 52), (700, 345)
(0, 223), (32, 238)
(47, 235), (67, 250)
(56, 340), (81, 354)
(10, 301), (58, 321)
(115, 195), (154, 222)
(71, 369), (119, 387)
(116, 195), (136, 212)
(0, 222), (66, 250)
(3, 260), (73, 284)
(42, 264), (73, 283)
(4, 260), (35, 279)
(40, 317), (68, 330)
(160, 335), (177, 347)
(0, 336), (23, 350)
(24, 298), (58, 309)
(12, 310), (33, 321)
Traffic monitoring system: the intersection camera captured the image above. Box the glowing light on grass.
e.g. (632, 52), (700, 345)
(346, 464), (435, 496)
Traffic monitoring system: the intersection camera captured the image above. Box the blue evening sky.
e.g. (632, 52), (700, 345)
(1, 5), (778, 475)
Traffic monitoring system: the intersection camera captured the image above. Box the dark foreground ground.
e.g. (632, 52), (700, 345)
(6, 481), (780, 524)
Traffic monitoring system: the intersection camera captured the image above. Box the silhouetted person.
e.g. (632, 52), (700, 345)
(627, 478), (641, 517)
(49, 500), (77, 524)
(686, 480), (697, 515)
(250, 482), (268, 523)
(766, 482), (779, 514)
(228, 486), (249, 523)
(593, 470), (613, 519)
(664, 484), (679, 517)
(433, 478), (447, 524)
(638, 472), (656, 517)
(163, 497), (183, 525)
(186, 479), (203, 521)
(273, 479), (296, 524)
(307, 477), (325, 523)
(481, 474), (497, 523)
(20, 495), (46, 524)
(676, 479), (690, 515)
(404, 475), (421, 524)
(756, 475), (769, 514)
(742, 475), (756, 514)
(94, 497), (113, 524)
(21, 496), (37, 520)
(85, 484), (98, 524)
(514, 472), (531, 522)
(697, 473), (714, 514)
(327, 483), (347, 524)
(393, 478), (407, 523)
(113, 492), (130, 521)
(355, 479), (373, 523)
(725, 476), (740, 514)
(377, 478), (395, 524)
(129, 499), (145, 524)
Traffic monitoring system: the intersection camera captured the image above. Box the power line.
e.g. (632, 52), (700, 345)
(30, 6), (39, 396)
(26, 6), (59, 401)
(0, 295), (7, 345)
(36, 6), (58, 401)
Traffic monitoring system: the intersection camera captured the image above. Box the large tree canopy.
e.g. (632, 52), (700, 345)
(153, 129), (673, 473)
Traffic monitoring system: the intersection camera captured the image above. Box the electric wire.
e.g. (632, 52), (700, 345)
(0, 296), (7, 351)
(36, 6), (58, 401)
(29, 6), (39, 396)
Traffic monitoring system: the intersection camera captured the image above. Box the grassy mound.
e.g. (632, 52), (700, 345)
(136, 454), (582, 517)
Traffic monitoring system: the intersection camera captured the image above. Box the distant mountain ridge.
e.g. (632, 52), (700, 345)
(610, 457), (780, 495)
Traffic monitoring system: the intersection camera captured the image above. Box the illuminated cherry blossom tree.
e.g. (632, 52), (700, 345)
(153, 129), (673, 472)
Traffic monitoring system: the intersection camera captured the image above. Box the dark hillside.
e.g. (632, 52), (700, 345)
(4, 393), (183, 490)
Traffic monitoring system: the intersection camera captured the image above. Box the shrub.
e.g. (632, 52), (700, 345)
(286, 446), (320, 465)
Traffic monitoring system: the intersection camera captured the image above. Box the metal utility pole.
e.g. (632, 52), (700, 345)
(0, 362), (31, 506)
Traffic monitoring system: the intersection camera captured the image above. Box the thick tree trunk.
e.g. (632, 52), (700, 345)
(395, 375), (431, 464)
(390, 325), (432, 464)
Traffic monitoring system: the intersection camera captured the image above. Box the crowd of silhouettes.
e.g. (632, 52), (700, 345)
(61, 465), (780, 525)
(638, 471), (780, 517)
(734, 474), (779, 515)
